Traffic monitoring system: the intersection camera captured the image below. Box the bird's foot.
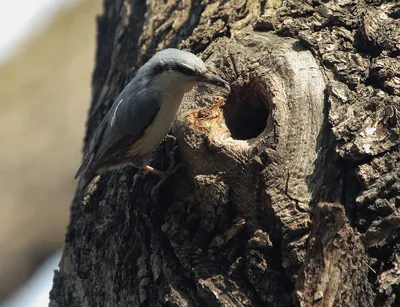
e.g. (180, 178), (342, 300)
(142, 146), (184, 202)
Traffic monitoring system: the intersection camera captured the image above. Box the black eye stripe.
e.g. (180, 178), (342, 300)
(174, 64), (196, 76)
(151, 63), (199, 77)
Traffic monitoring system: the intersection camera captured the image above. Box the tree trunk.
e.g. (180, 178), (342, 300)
(50, 0), (400, 306)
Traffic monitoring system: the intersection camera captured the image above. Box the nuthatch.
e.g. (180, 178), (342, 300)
(75, 48), (229, 201)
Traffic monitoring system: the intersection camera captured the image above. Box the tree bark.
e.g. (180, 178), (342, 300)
(50, 0), (399, 306)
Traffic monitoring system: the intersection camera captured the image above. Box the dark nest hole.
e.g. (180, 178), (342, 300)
(223, 79), (271, 140)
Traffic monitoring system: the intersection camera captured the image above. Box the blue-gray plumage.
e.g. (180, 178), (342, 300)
(75, 48), (229, 201)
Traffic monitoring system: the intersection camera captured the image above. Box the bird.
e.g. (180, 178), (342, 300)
(75, 48), (229, 202)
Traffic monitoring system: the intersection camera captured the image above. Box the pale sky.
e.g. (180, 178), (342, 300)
(0, 0), (81, 64)
(0, 2), (82, 305)
(2, 251), (62, 307)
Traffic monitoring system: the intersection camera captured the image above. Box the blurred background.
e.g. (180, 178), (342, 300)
(0, 0), (102, 305)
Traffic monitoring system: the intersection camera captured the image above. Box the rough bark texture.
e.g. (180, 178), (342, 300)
(50, 0), (399, 306)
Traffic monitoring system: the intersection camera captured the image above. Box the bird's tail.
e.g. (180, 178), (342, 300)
(75, 153), (93, 179)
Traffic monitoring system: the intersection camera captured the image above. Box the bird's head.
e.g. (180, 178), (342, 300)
(145, 48), (230, 92)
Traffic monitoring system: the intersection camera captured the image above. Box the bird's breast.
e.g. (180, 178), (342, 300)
(129, 92), (184, 156)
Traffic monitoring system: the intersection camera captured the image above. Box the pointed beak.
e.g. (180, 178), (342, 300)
(204, 72), (230, 89)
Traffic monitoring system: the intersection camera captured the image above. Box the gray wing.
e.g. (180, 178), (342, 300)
(75, 82), (161, 179)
